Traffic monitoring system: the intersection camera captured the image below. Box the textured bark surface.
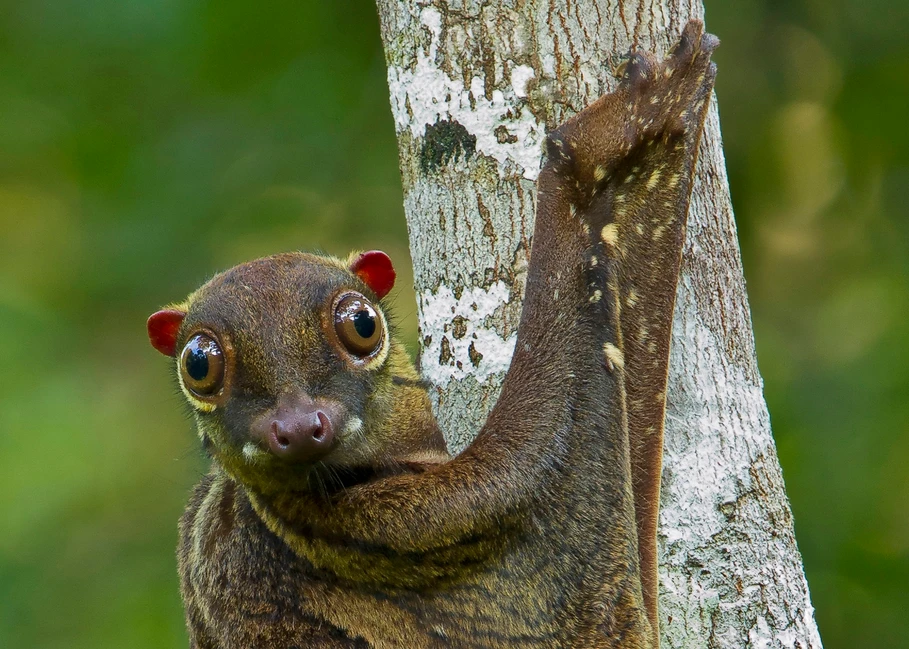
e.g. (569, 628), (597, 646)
(374, 1), (823, 647)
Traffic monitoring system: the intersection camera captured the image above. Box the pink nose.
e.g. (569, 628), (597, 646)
(253, 398), (337, 463)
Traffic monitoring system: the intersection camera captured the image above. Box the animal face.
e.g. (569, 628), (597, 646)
(147, 251), (424, 493)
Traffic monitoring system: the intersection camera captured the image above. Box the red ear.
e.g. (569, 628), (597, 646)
(350, 250), (396, 299)
(147, 309), (185, 357)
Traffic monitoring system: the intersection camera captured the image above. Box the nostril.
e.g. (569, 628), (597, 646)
(312, 411), (330, 442)
(271, 421), (291, 449)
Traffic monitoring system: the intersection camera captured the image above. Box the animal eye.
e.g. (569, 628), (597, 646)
(180, 334), (225, 396)
(334, 294), (383, 357)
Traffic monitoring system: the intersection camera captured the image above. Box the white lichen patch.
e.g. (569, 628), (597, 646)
(511, 64), (536, 98)
(659, 273), (823, 649)
(386, 6), (544, 180)
(417, 280), (517, 386)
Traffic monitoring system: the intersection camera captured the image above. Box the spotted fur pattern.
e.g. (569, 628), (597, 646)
(168, 21), (718, 649)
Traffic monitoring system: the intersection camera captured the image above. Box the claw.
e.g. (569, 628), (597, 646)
(614, 58), (629, 80)
(701, 31), (721, 55)
(669, 21), (719, 72)
(671, 20), (701, 64)
(544, 19), (718, 198)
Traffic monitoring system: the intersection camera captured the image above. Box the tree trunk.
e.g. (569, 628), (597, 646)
(373, 1), (823, 647)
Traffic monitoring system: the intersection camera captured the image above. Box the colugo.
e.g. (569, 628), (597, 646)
(148, 21), (717, 649)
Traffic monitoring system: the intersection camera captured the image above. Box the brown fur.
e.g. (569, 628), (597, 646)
(156, 22), (717, 648)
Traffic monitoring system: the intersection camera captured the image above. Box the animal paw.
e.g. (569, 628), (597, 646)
(546, 20), (718, 197)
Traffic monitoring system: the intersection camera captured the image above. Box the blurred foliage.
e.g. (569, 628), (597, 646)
(0, 1), (905, 647)
(710, 1), (909, 646)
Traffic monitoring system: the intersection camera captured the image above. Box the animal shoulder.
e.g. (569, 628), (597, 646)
(147, 20), (717, 649)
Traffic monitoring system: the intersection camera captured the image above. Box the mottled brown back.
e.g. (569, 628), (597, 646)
(163, 21), (718, 649)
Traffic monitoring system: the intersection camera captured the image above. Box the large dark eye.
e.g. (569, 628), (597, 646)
(180, 334), (225, 396)
(334, 294), (384, 357)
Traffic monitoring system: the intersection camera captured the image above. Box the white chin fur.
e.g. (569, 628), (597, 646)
(343, 416), (363, 437)
(242, 442), (267, 463)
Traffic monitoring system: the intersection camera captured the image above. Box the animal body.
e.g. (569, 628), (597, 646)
(147, 21), (717, 649)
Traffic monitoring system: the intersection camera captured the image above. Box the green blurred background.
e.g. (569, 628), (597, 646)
(0, 1), (905, 647)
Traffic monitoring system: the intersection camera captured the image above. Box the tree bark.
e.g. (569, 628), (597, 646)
(373, 1), (823, 647)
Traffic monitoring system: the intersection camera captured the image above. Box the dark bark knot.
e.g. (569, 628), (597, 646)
(420, 119), (477, 173)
